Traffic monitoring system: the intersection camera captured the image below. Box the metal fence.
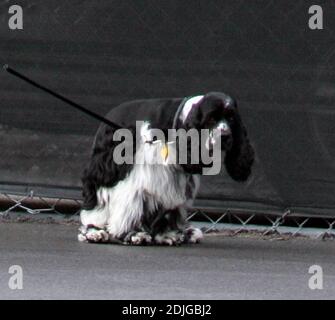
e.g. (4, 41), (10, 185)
(1, 191), (334, 239)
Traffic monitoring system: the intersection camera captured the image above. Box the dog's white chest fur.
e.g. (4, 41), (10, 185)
(81, 141), (199, 237)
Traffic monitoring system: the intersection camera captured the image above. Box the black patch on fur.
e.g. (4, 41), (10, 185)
(81, 124), (134, 210)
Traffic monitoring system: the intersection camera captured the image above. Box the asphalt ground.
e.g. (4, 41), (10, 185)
(0, 222), (334, 300)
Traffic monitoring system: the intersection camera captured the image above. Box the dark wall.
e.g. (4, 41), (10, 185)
(1, 0), (335, 214)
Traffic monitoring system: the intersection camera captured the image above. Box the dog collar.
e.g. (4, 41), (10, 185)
(172, 95), (204, 129)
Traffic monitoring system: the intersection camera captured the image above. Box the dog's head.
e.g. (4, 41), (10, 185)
(181, 92), (255, 180)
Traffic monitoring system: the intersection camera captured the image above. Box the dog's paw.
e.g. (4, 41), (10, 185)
(131, 232), (153, 245)
(185, 227), (203, 244)
(123, 231), (153, 245)
(154, 231), (185, 246)
(86, 229), (109, 243)
(78, 225), (109, 243)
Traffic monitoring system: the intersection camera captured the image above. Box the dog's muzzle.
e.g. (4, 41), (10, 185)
(205, 121), (232, 152)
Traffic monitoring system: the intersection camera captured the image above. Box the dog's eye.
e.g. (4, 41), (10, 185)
(207, 118), (216, 127)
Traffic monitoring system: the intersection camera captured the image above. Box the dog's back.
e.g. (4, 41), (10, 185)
(104, 97), (183, 129)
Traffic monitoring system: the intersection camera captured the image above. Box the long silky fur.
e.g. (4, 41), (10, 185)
(81, 123), (199, 240)
(79, 92), (254, 244)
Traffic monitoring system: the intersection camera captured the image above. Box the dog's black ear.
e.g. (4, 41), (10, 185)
(224, 110), (254, 182)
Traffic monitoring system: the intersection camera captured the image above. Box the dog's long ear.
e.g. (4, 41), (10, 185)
(224, 109), (254, 182)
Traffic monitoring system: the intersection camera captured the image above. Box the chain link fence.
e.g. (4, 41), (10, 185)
(1, 191), (334, 239)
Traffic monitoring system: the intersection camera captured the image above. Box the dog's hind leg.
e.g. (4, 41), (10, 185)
(78, 208), (110, 243)
(78, 188), (111, 243)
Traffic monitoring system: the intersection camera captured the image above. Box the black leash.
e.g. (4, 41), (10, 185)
(3, 64), (121, 129)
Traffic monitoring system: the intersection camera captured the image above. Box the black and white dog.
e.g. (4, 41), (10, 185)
(78, 92), (254, 245)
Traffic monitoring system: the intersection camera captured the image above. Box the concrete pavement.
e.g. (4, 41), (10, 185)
(0, 222), (334, 299)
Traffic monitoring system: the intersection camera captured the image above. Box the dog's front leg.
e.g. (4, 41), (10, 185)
(151, 207), (203, 245)
(150, 208), (186, 246)
(106, 189), (152, 245)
